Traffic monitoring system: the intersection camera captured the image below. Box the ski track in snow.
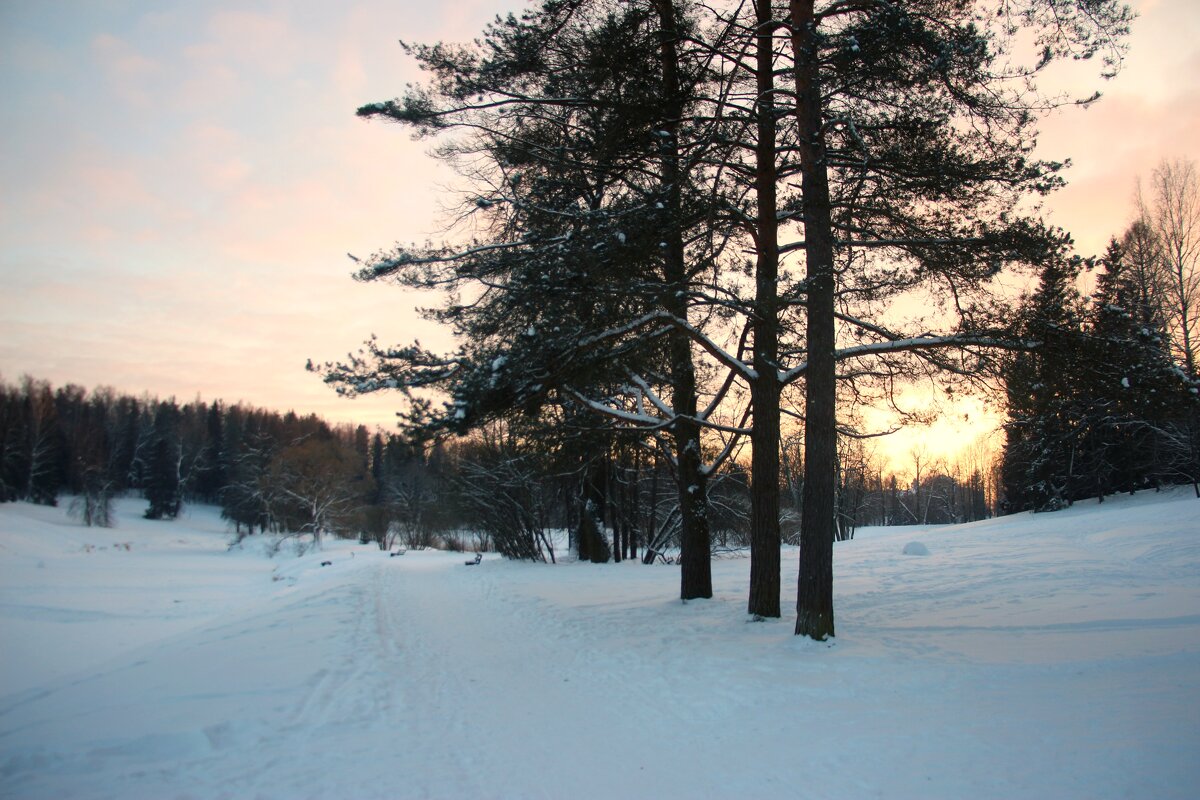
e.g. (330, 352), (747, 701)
(0, 492), (1198, 798)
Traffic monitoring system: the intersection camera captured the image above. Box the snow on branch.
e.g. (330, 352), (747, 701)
(565, 389), (673, 431)
(357, 235), (569, 282)
(780, 334), (1037, 385)
(577, 310), (755, 382)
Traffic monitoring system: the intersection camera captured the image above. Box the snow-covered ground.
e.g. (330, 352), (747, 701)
(1, 492), (1198, 799)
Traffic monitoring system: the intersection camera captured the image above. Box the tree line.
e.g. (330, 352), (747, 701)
(0, 378), (434, 543)
(0, 373), (1005, 551)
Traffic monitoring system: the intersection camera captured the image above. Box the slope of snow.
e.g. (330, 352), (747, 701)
(1, 490), (1198, 799)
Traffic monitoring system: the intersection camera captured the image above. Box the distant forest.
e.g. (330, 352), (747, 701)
(0, 375), (1009, 554)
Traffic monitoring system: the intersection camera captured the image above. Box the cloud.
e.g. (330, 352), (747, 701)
(91, 32), (158, 106)
(1039, 84), (1200, 254)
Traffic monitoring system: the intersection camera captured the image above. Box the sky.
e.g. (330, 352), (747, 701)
(1, 0), (1198, 472)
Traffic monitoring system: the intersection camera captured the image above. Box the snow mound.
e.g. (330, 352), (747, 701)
(902, 540), (931, 556)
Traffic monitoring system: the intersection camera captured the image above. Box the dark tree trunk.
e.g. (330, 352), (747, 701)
(577, 455), (606, 561)
(748, 0), (782, 618)
(675, 417), (711, 598)
(656, 0), (711, 600)
(612, 461), (623, 563)
(791, 0), (836, 640)
(644, 450), (659, 560)
(625, 455), (639, 561)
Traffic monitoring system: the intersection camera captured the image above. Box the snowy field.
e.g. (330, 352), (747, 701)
(1, 492), (1198, 799)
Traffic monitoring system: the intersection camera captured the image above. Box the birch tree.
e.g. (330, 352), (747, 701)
(261, 438), (373, 543)
(1143, 158), (1200, 378)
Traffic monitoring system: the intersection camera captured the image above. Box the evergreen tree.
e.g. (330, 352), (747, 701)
(0, 380), (25, 502)
(221, 411), (272, 536)
(194, 401), (227, 503)
(22, 377), (61, 505)
(319, 0), (1133, 636)
(144, 401), (182, 520)
(1001, 238), (1200, 510)
(1002, 254), (1089, 511)
(1092, 237), (1200, 491)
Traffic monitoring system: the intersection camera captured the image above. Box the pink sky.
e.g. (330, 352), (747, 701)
(1, 0), (1197, 471)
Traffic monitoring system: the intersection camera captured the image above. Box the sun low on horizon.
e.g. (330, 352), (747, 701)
(2, 0), (1197, 474)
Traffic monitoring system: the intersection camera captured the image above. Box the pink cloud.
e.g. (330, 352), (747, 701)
(1040, 86), (1200, 255)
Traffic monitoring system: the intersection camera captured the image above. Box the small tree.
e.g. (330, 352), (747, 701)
(70, 466), (115, 528)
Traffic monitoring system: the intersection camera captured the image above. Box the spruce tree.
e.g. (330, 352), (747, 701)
(1001, 254), (1088, 512)
(1089, 237), (1200, 493)
(144, 401), (182, 520)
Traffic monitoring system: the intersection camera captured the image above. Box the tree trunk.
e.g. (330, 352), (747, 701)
(612, 461), (623, 563)
(656, 0), (711, 600)
(748, 0), (782, 618)
(791, 0), (836, 640)
(676, 416), (712, 598)
(578, 455), (610, 562)
(626, 455), (640, 561)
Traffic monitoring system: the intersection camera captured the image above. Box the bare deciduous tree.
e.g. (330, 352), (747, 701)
(261, 438), (373, 546)
(1141, 158), (1200, 377)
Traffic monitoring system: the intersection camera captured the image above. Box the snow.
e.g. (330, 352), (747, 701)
(2, 491), (1199, 798)
(901, 540), (931, 556)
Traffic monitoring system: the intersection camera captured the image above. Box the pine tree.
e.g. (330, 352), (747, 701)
(22, 377), (61, 506)
(784, 0), (1132, 639)
(193, 401), (227, 504)
(318, 0), (736, 596)
(321, 0), (1132, 636)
